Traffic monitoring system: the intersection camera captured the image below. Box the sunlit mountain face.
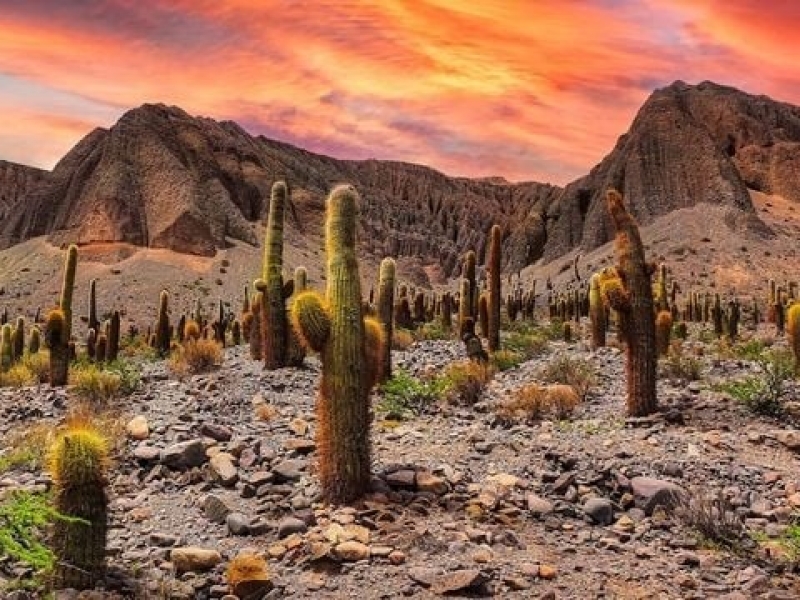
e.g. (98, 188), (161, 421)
(1, 0), (798, 184)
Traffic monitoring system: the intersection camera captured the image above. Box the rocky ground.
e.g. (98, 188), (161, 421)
(2, 326), (800, 599)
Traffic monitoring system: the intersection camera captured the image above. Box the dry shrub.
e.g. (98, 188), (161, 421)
(392, 329), (415, 351)
(226, 552), (269, 593)
(22, 351), (50, 384)
(254, 403), (278, 422)
(70, 364), (122, 404)
(0, 422), (55, 473)
(538, 353), (596, 400)
(496, 383), (580, 423)
(441, 360), (494, 406)
(0, 364), (37, 388)
(675, 487), (748, 550)
(169, 338), (223, 376)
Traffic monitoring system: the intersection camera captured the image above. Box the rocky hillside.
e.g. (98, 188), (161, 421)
(0, 160), (45, 226)
(1, 81), (799, 276)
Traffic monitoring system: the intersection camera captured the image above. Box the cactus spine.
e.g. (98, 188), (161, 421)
(377, 258), (396, 382)
(487, 224), (501, 352)
(603, 190), (657, 417)
(47, 420), (109, 590)
(291, 185), (384, 504)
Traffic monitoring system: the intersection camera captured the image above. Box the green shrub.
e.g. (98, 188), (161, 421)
(504, 331), (548, 359)
(714, 349), (794, 416)
(661, 343), (703, 381)
(490, 349), (524, 371)
(378, 369), (446, 418)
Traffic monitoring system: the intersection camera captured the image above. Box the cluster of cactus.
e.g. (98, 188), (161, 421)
(548, 284), (589, 322)
(47, 417), (109, 590)
(506, 279), (537, 322)
(291, 185), (385, 504)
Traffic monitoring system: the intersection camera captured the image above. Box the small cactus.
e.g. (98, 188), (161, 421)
(60, 245), (78, 341)
(12, 316), (24, 362)
(655, 310), (672, 356)
(588, 273), (606, 349)
(28, 326), (41, 354)
(88, 279), (99, 333)
(107, 311), (120, 362)
(47, 418), (109, 590)
(47, 308), (69, 386)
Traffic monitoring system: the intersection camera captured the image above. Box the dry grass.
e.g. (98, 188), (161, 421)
(70, 364), (122, 404)
(675, 487), (748, 550)
(392, 329), (415, 351)
(254, 403), (279, 422)
(169, 338), (223, 376)
(441, 360), (494, 406)
(496, 383), (580, 423)
(538, 354), (596, 400)
(0, 422), (55, 473)
(22, 351), (50, 384)
(0, 364), (37, 388)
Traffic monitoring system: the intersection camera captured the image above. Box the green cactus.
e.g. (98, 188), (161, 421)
(477, 293), (489, 338)
(589, 273), (606, 349)
(377, 257), (396, 381)
(96, 333), (108, 363)
(711, 293), (724, 338)
(46, 308), (69, 386)
(487, 224), (501, 352)
(0, 323), (12, 371)
(602, 190), (657, 416)
(256, 181), (293, 370)
(12, 316), (24, 362)
(290, 185), (384, 504)
(155, 290), (170, 357)
(47, 419), (109, 590)
(60, 244), (78, 341)
(788, 303), (800, 373)
(88, 279), (99, 333)
(458, 277), (471, 338)
(28, 326), (41, 354)
(248, 292), (263, 360)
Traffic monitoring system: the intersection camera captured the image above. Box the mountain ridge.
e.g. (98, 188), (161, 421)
(2, 80), (798, 278)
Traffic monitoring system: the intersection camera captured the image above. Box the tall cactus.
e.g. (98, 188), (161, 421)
(47, 419), (109, 590)
(255, 181), (293, 370)
(60, 244), (78, 341)
(88, 279), (99, 333)
(155, 290), (171, 357)
(788, 303), (800, 373)
(107, 311), (120, 362)
(12, 316), (24, 362)
(603, 190), (657, 417)
(377, 258), (396, 382)
(487, 224), (501, 352)
(291, 185), (384, 504)
(0, 324), (11, 371)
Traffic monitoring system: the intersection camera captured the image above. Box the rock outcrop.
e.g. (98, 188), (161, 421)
(2, 81), (798, 274)
(0, 160), (45, 227)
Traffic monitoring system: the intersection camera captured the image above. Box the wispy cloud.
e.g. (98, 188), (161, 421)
(0, 0), (798, 184)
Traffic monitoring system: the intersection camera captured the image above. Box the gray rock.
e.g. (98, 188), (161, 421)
(630, 476), (686, 515)
(203, 494), (232, 524)
(583, 497), (614, 525)
(227, 512), (251, 536)
(160, 439), (207, 469)
(277, 517), (308, 538)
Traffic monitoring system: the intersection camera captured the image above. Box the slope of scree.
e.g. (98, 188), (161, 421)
(2, 80), (800, 275)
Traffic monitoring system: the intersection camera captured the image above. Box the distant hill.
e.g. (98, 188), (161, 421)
(2, 80), (799, 279)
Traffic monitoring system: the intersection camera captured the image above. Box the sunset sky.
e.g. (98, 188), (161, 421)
(1, 0), (798, 185)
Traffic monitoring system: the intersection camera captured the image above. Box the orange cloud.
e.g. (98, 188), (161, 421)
(0, 1), (799, 184)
